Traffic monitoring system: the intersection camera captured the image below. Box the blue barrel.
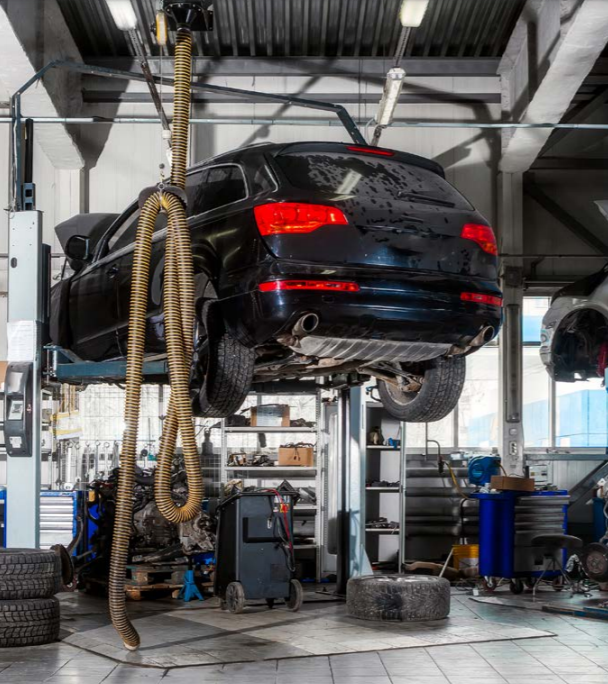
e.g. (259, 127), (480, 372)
(472, 491), (520, 578)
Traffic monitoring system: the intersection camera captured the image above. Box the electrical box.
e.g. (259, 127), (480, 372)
(4, 362), (33, 456)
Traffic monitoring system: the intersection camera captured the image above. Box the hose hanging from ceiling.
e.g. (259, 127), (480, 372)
(108, 26), (203, 651)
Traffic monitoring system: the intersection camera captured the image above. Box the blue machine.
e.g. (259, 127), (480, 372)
(467, 456), (501, 486)
(472, 490), (569, 580)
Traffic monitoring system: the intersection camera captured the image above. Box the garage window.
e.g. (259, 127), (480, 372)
(522, 296), (608, 448)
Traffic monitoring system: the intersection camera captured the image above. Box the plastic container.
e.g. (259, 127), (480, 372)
(452, 543), (479, 574)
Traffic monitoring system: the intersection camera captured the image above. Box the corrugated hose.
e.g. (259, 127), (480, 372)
(108, 27), (203, 650)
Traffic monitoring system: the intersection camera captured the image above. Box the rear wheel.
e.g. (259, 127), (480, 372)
(285, 579), (303, 612)
(377, 356), (466, 423)
(191, 306), (255, 418)
(225, 581), (246, 614)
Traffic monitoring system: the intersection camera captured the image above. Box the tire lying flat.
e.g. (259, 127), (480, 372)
(0, 597), (60, 647)
(346, 575), (450, 622)
(0, 549), (62, 600)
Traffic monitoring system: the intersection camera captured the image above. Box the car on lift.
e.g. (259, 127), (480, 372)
(50, 141), (502, 422)
(540, 266), (608, 382)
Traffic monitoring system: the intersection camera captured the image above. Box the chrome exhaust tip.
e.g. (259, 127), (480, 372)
(470, 325), (495, 347)
(293, 313), (320, 337)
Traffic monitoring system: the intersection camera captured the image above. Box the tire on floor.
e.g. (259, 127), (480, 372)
(0, 597), (60, 647)
(0, 549), (62, 600)
(346, 575), (450, 622)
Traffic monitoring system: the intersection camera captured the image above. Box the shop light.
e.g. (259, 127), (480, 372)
(104, 0), (138, 31)
(375, 67), (406, 127)
(399, 0), (430, 28)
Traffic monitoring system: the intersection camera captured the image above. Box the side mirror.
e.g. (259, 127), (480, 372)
(65, 235), (91, 263)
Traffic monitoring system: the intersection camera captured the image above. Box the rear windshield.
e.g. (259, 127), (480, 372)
(274, 152), (472, 210)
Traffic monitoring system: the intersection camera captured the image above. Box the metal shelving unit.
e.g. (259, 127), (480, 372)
(218, 390), (324, 581)
(364, 400), (407, 571)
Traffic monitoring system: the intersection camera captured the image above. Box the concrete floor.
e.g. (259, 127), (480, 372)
(1, 589), (608, 683)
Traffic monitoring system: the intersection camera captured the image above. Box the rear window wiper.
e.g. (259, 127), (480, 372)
(397, 192), (455, 208)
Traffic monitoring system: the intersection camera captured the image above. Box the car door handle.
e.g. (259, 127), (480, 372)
(107, 264), (119, 278)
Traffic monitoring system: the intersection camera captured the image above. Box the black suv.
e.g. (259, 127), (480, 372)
(51, 141), (502, 422)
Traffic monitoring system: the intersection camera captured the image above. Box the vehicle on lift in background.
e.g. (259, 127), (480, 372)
(50, 141), (502, 423)
(541, 265), (608, 382)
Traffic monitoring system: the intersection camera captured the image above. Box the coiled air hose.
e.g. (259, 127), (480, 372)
(108, 27), (203, 650)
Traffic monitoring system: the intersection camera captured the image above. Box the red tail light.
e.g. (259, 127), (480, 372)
(254, 202), (348, 236)
(346, 145), (394, 157)
(461, 223), (498, 256)
(259, 280), (359, 293)
(461, 292), (503, 307)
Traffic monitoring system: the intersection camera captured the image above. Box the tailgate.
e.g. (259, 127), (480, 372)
(266, 148), (497, 281)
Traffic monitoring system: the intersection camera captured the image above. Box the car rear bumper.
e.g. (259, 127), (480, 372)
(219, 265), (503, 351)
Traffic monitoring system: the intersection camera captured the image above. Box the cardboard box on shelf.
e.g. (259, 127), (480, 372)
(251, 404), (290, 427)
(278, 445), (314, 467)
(490, 475), (535, 492)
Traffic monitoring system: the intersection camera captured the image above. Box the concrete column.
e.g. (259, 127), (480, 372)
(498, 172), (525, 474)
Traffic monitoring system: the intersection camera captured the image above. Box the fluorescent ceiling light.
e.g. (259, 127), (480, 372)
(399, 0), (430, 27)
(376, 67), (406, 126)
(105, 0), (138, 31)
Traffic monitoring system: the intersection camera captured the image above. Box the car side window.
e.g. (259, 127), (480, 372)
(188, 165), (247, 216)
(105, 210), (167, 255)
(107, 209), (140, 252)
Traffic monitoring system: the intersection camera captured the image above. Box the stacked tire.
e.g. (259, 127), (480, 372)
(0, 549), (62, 647)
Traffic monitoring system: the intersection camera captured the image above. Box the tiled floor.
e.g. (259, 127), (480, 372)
(1, 590), (608, 682)
(61, 591), (551, 667)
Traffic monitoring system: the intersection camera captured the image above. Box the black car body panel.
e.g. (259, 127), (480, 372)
(50, 141), (502, 379)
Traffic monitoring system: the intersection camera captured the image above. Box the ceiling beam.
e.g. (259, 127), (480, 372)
(82, 90), (500, 105)
(540, 86), (608, 155)
(499, 0), (608, 174)
(531, 157), (608, 170)
(0, 1), (83, 170)
(524, 178), (608, 255)
(83, 56), (501, 78)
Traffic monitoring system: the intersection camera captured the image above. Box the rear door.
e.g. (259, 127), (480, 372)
(268, 146), (497, 281)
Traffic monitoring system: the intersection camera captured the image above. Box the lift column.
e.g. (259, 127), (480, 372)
(5, 207), (48, 546)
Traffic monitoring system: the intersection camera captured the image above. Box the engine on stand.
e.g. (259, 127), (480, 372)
(79, 462), (215, 596)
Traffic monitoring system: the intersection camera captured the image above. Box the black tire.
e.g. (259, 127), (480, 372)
(510, 579), (524, 595)
(0, 597), (60, 647)
(285, 579), (303, 612)
(346, 575), (450, 622)
(377, 356), (466, 423)
(0, 550), (61, 600)
(191, 311), (255, 418)
(581, 542), (608, 582)
(225, 582), (245, 614)
(266, 598), (275, 609)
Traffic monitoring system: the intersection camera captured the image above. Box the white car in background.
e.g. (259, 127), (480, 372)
(540, 266), (608, 382)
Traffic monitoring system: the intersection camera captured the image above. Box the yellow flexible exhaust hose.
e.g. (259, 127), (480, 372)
(109, 27), (203, 650)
